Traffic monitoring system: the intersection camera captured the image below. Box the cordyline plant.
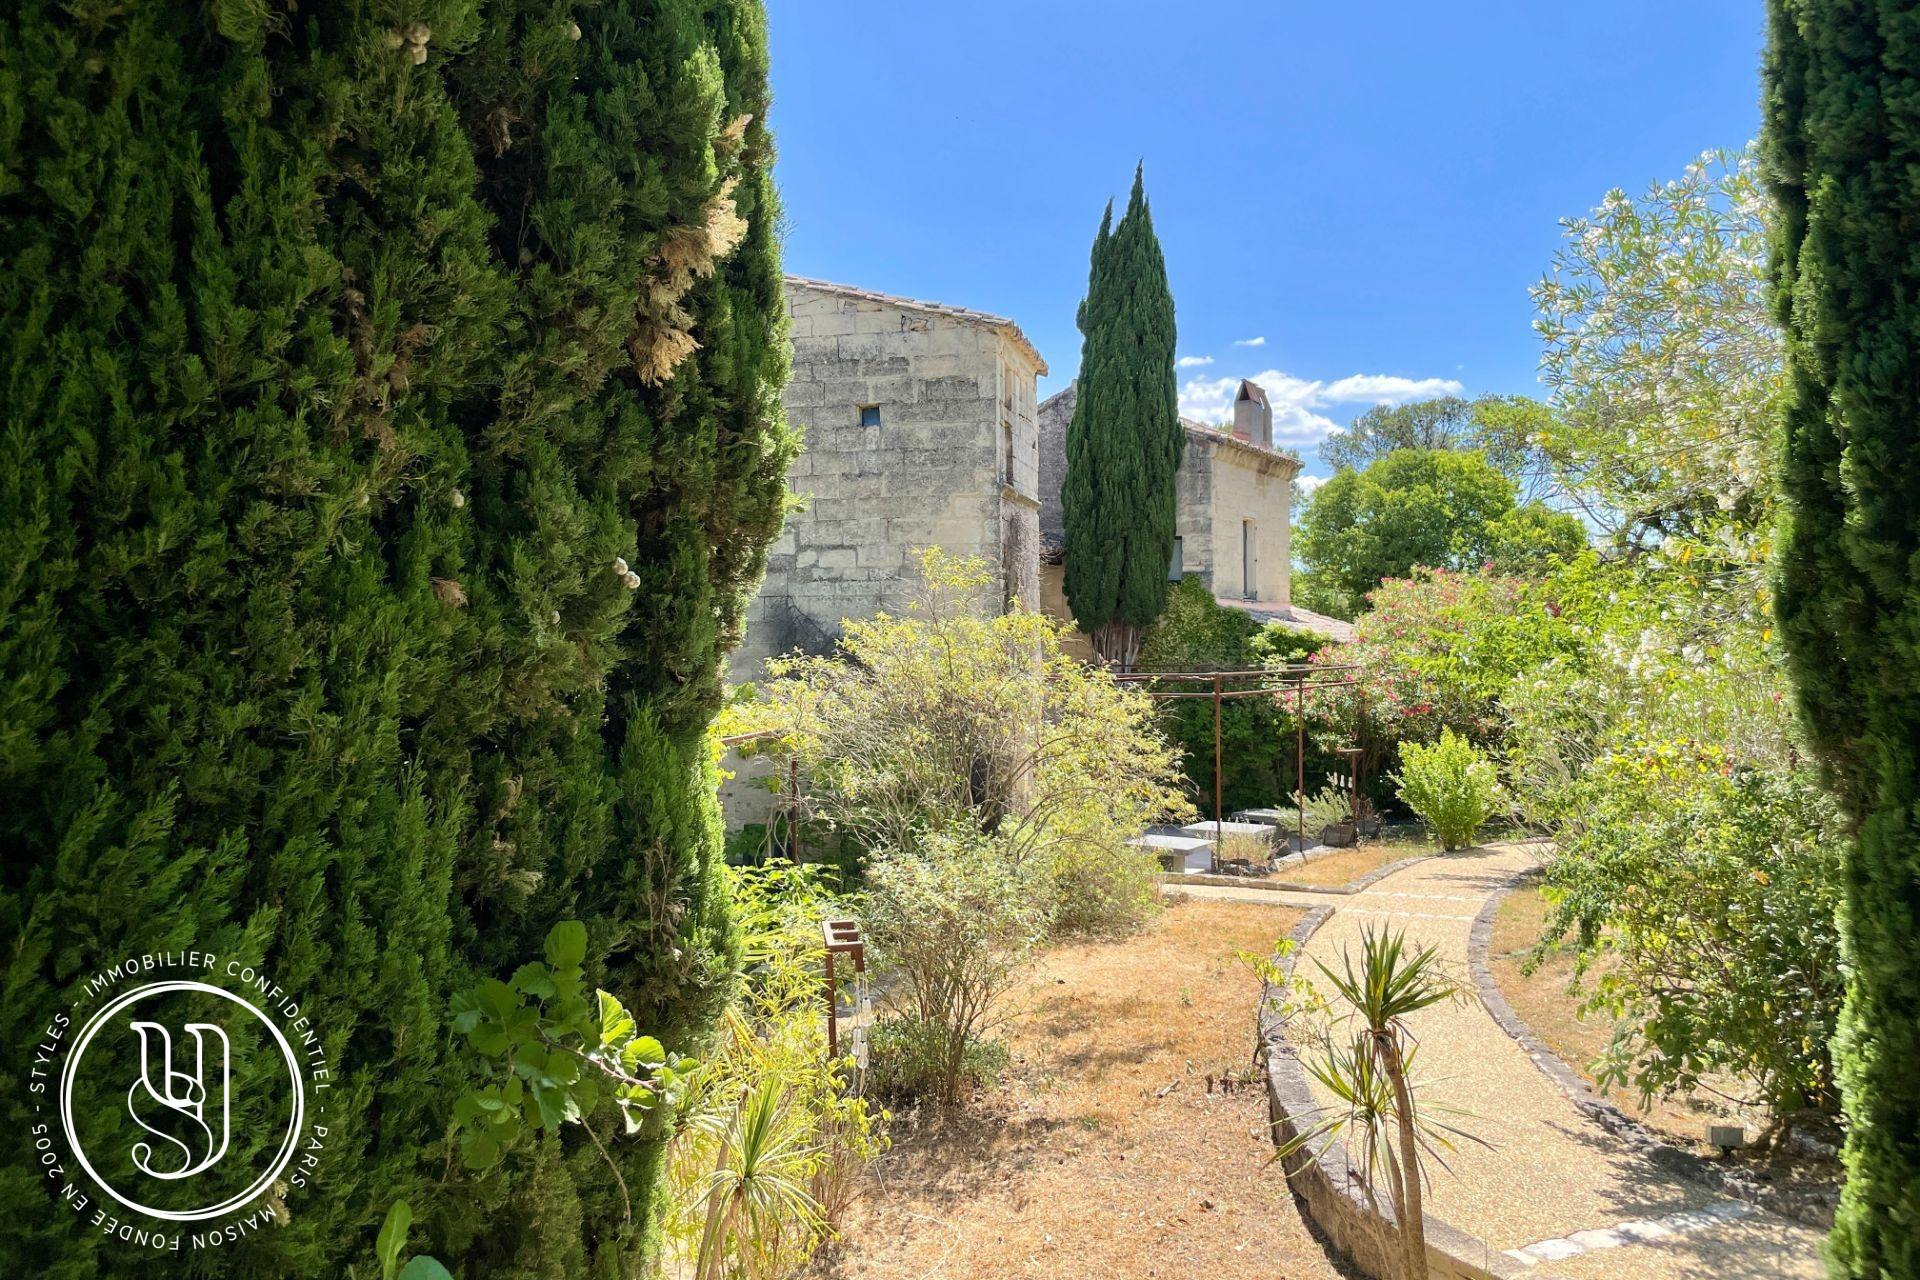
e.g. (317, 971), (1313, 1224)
(729, 548), (1191, 864)
(1265, 928), (1485, 1280)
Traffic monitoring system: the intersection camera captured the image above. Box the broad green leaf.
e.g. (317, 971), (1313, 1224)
(397, 1258), (456, 1280)
(510, 963), (556, 999)
(460, 1130), (500, 1171)
(545, 920), (588, 970)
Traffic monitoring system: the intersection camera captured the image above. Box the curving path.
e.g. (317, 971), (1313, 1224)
(1286, 843), (1826, 1278)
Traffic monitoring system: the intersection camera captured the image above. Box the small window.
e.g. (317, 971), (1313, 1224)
(858, 404), (881, 428)
(1168, 536), (1184, 582)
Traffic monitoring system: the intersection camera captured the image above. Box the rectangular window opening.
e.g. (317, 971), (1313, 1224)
(858, 404), (881, 428)
(1169, 536), (1184, 582)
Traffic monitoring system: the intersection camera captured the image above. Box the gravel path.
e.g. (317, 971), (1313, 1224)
(1287, 843), (1827, 1277)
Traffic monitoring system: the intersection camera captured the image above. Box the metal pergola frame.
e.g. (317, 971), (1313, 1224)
(1113, 663), (1369, 856)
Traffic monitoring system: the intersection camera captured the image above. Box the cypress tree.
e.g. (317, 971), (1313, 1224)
(1763, 4), (1920, 1273)
(1062, 165), (1182, 668)
(0, 2), (789, 1276)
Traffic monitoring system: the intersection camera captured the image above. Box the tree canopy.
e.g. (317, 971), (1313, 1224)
(1295, 450), (1585, 617)
(0, 3), (790, 1273)
(1322, 394), (1556, 502)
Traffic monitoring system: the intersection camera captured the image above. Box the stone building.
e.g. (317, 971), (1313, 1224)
(722, 277), (1047, 823)
(1037, 379), (1348, 638)
(732, 276), (1047, 678)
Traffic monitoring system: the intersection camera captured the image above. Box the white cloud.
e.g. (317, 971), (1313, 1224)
(1177, 368), (1466, 447)
(1176, 355), (1214, 368)
(1233, 336), (1267, 347)
(1295, 473), (1329, 497)
(1319, 374), (1464, 403)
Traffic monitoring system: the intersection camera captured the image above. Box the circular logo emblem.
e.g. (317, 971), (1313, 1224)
(60, 981), (305, 1222)
(28, 950), (333, 1255)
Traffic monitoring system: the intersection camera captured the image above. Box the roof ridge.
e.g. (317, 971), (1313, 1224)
(784, 275), (1046, 374)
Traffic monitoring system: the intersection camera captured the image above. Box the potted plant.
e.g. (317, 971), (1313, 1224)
(1296, 787), (1357, 848)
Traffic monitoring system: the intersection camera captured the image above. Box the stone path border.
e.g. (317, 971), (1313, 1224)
(1465, 871), (1832, 1231)
(1258, 903), (1563, 1280)
(1164, 853), (1431, 898)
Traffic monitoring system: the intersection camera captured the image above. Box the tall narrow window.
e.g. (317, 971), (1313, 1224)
(1168, 536), (1184, 582)
(1242, 520), (1256, 599)
(1003, 419), (1015, 486)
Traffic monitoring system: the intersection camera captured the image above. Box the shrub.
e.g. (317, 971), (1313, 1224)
(733, 549), (1190, 937)
(662, 864), (887, 1277)
(1541, 758), (1843, 1117)
(1051, 836), (1163, 936)
(861, 828), (1050, 1106)
(1394, 730), (1499, 850)
(865, 1018), (1011, 1105)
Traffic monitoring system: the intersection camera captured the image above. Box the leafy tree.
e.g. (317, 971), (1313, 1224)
(1764, 5), (1920, 1270)
(1295, 450), (1575, 617)
(0, 3), (789, 1274)
(1539, 756), (1843, 1119)
(1534, 146), (1781, 573)
(1484, 503), (1588, 574)
(1322, 395), (1556, 502)
(1062, 165), (1183, 668)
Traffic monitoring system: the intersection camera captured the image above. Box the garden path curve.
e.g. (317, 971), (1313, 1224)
(1288, 843), (1826, 1279)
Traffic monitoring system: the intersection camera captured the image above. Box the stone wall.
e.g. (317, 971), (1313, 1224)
(1200, 433), (1295, 606)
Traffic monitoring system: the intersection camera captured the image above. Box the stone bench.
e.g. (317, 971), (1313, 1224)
(1127, 833), (1214, 873)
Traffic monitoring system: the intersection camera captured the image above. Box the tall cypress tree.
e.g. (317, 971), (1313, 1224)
(1763, 5), (1920, 1274)
(1062, 165), (1182, 668)
(0, 2), (789, 1275)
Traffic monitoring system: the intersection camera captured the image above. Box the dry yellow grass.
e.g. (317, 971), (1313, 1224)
(1276, 843), (1423, 888)
(811, 900), (1348, 1280)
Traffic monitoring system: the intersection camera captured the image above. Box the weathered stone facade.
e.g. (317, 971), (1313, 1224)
(1038, 379), (1301, 608)
(724, 277), (1046, 824)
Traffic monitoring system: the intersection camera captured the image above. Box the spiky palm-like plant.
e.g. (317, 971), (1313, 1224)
(1278, 928), (1484, 1280)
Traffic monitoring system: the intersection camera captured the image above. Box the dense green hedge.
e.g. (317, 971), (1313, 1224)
(0, 3), (790, 1276)
(1765, 3), (1920, 1271)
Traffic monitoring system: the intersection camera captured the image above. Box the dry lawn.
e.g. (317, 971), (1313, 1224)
(1275, 842), (1424, 888)
(1486, 884), (1729, 1144)
(812, 899), (1348, 1280)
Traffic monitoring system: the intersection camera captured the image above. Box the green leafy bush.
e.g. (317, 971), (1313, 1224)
(1540, 757), (1843, 1117)
(1051, 837), (1163, 936)
(732, 550), (1189, 937)
(662, 863), (887, 1277)
(1394, 730), (1499, 850)
(861, 828), (1050, 1106)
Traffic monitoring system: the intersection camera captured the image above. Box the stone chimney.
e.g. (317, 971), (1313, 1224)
(1232, 379), (1273, 449)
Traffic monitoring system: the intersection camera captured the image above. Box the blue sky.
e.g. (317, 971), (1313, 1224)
(765, 1), (1765, 484)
